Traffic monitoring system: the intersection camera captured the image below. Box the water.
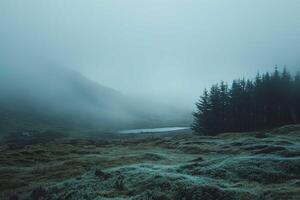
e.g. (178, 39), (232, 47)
(118, 127), (190, 134)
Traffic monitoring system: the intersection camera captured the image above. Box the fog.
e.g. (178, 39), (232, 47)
(0, 64), (191, 132)
(2, 2), (300, 198)
(1, 0), (300, 109)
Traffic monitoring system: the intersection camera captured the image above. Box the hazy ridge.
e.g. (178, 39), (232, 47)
(0, 65), (191, 133)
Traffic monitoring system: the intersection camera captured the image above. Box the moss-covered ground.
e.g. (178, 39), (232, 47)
(1, 125), (299, 199)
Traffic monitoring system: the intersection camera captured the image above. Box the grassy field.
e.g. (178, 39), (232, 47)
(0, 126), (299, 200)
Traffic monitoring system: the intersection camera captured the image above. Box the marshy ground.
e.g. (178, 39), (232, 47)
(0, 125), (300, 200)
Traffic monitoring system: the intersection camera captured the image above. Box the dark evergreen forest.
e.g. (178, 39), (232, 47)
(193, 68), (300, 135)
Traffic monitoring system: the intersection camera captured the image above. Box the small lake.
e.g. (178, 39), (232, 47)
(118, 127), (190, 134)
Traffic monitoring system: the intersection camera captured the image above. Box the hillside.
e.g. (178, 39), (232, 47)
(0, 66), (190, 133)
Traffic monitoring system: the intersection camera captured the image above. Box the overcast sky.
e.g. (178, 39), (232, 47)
(1, 0), (300, 108)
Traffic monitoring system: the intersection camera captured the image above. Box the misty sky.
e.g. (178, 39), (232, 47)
(1, 0), (300, 108)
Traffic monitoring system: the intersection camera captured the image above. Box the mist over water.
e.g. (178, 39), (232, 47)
(119, 127), (190, 134)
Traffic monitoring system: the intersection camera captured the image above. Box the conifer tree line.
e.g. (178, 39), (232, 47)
(192, 68), (300, 135)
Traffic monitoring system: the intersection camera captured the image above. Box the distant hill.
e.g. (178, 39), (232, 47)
(0, 65), (190, 133)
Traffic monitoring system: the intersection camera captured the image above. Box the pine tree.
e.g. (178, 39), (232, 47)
(192, 89), (210, 133)
(193, 67), (300, 135)
(293, 72), (300, 123)
(219, 81), (230, 131)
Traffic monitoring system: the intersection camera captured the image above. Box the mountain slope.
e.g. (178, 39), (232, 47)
(0, 65), (190, 133)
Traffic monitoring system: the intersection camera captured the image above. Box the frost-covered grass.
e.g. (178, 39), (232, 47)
(0, 125), (300, 199)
